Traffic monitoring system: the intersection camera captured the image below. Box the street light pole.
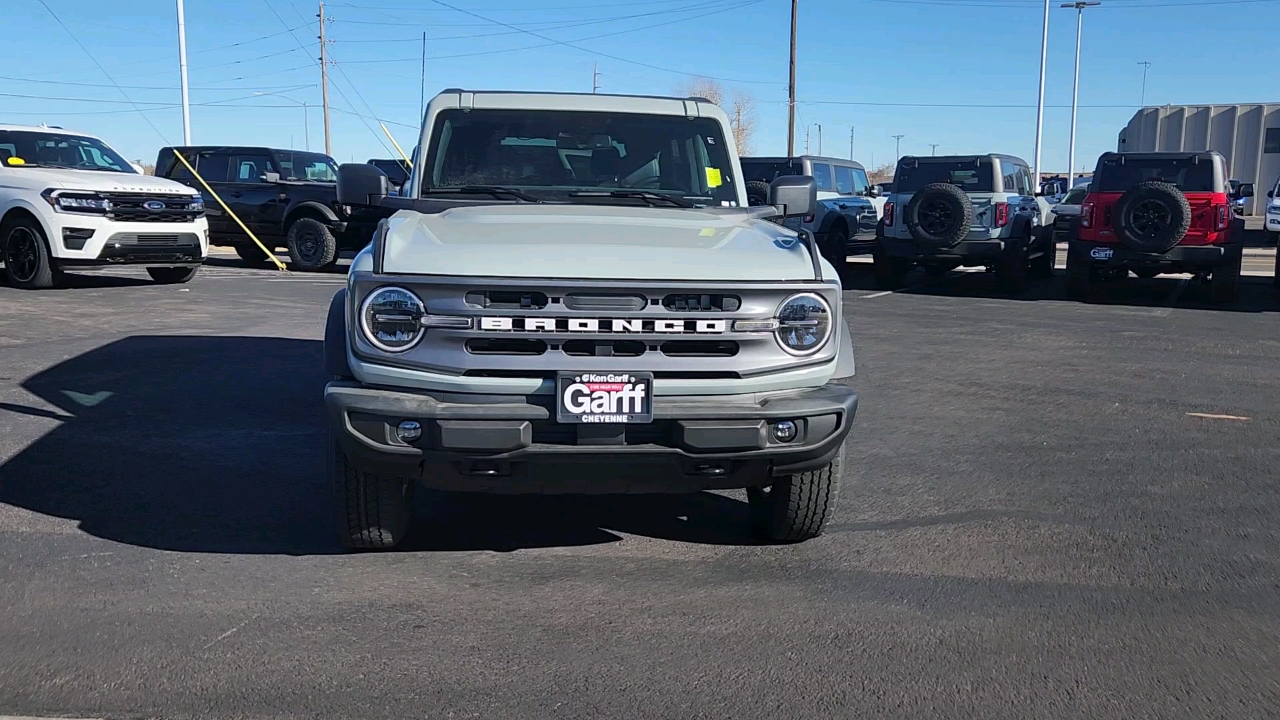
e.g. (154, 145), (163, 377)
(787, 0), (797, 157)
(892, 134), (904, 160)
(1063, 1), (1100, 182)
(1137, 61), (1151, 106)
(817, 124), (822, 155)
(928, 143), (939, 156)
(1032, 0), (1050, 189)
(849, 125), (855, 160)
(175, 0), (191, 144)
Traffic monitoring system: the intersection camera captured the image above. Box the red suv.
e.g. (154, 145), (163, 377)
(1066, 151), (1252, 303)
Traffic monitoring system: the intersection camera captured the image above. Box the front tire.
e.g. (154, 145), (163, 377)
(823, 225), (849, 268)
(747, 448), (842, 543)
(1210, 260), (1240, 304)
(3, 216), (59, 289)
(330, 434), (413, 550)
(234, 242), (273, 267)
(996, 236), (1029, 292)
(1028, 227), (1055, 280)
(1065, 250), (1091, 300)
(287, 217), (339, 272)
(147, 266), (200, 284)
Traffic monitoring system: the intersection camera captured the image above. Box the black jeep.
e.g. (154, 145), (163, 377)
(156, 146), (391, 271)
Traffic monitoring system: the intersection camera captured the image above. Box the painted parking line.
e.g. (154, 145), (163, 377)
(1186, 412), (1251, 421)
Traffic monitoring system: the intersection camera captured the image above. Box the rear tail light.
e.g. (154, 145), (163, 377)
(1080, 202), (1094, 228)
(994, 202), (1009, 228)
(884, 202), (894, 226)
(1214, 203), (1229, 231)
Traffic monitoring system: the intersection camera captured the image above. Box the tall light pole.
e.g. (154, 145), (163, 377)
(787, 0), (797, 156)
(817, 124), (822, 155)
(1137, 61), (1151, 106)
(1032, 0), (1051, 188)
(928, 143), (939, 156)
(849, 125), (855, 160)
(318, 1), (331, 157)
(892, 134), (904, 160)
(1063, 1), (1100, 182)
(255, 92), (311, 151)
(175, 0), (191, 144)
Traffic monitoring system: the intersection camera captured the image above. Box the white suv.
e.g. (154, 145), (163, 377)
(1265, 175), (1279, 246)
(0, 124), (209, 289)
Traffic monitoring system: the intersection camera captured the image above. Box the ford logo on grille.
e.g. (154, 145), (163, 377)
(143, 200), (167, 211)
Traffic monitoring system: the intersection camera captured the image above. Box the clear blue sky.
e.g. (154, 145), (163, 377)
(3, 0), (1276, 175)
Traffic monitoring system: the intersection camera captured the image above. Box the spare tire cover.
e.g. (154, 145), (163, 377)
(1113, 181), (1191, 254)
(904, 182), (974, 248)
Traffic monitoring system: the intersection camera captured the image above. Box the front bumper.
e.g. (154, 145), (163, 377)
(1067, 239), (1241, 270)
(1266, 213), (1280, 233)
(47, 214), (210, 266)
(326, 380), (858, 494)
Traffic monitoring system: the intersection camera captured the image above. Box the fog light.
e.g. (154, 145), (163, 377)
(61, 227), (95, 250)
(395, 420), (422, 442)
(772, 420), (798, 442)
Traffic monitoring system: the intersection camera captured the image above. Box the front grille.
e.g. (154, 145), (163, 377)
(107, 233), (199, 246)
(103, 193), (202, 224)
(465, 290), (549, 309)
(459, 369), (740, 379)
(662, 294), (740, 312)
(466, 338), (547, 356)
(660, 340), (739, 357)
(562, 339), (647, 357)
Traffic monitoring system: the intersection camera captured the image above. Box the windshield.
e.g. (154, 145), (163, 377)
(1094, 156), (1216, 192)
(423, 109), (739, 206)
(895, 159), (994, 193)
(1060, 187), (1088, 205)
(274, 151), (338, 182)
(0, 130), (134, 173)
(740, 159), (803, 184)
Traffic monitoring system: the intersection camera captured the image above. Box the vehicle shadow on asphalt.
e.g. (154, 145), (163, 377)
(839, 262), (1280, 313)
(0, 335), (760, 555)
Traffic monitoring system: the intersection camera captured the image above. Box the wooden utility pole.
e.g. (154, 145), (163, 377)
(787, 0), (797, 157)
(319, 1), (331, 156)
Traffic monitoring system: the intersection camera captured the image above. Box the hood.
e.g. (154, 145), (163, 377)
(7, 168), (198, 195)
(380, 204), (819, 281)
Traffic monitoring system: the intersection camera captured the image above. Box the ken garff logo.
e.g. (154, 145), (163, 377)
(143, 200), (167, 211)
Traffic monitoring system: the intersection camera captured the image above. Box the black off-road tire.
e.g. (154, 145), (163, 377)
(1114, 181), (1191, 254)
(147, 266), (200, 284)
(1274, 242), (1280, 288)
(1133, 267), (1160, 279)
(234, 242), (273, 266)
(1029, 227), (1055, 280)
(872, 241), (909, 290)
(1065, 250), (1091, 300)
(2, 215), (59, 289)
(996, 236), (1029, 293)
(823, 223), (849, 268)
(923, 263), (951, 280)
(745, 180), (771, 207)
(1210, 260), (1240, 304)
(904, 182), (973, 248)
(331, 435), (413, 550)
(286, 217), (339, 272)
(747, 447), (842, 542)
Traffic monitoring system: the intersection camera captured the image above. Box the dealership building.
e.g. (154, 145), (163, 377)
(1117, 103), (1280, 216)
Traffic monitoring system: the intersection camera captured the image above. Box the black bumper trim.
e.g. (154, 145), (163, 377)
(326, 381), (858, 492)
(1067, 239), (1241, 268)
(880, 237), (1008, 261)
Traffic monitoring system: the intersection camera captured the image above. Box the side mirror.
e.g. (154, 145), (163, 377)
(865, 186), (881, 198)
(262, 171), (280, 183)
(768, 175), (816, 218)
(338, 163), (388, 206)
(1238, 183), (1254, 198)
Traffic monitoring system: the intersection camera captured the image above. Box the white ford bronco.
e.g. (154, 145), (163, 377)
(0, 124), (208, 289)
(324, 90), (858, 549)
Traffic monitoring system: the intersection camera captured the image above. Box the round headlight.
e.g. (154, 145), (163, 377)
(360, 286), (425, 353)
(775, 292), (832, 356)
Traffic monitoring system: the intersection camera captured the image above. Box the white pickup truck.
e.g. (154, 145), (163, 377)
(0, 123), (208, 289)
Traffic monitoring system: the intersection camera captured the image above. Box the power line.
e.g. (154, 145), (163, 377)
(33, 0), (170, 143)
(331, 0), (739, 27)
(329, 0), (712, 10)
(0, 75), (313, 92)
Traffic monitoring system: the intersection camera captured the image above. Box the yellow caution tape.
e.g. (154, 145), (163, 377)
(170, 149), (288, 272)
(381, 123), (413, 167)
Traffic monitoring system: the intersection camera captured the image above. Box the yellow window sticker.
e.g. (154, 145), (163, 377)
(5, 156), (25, 166)
(699, 227), (716, 237)
(705, 167), (722, 188)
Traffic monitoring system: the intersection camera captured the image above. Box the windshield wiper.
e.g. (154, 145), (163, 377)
(421, 185), (540, 202)
(567, 190), (695, 208)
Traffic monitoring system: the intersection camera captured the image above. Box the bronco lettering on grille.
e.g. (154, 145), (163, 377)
(479, 317), (726, 333)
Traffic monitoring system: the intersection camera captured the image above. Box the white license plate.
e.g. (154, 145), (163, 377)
(555, 372), (653, 424)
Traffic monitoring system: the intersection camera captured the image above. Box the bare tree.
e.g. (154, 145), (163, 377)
(679, 78), (756, 155)
(867, 162), (895, 184)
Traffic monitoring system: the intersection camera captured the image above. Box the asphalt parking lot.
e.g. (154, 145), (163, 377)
(1, 255), (1278, 719)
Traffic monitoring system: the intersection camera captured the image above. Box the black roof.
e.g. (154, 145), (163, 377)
(898, 153), (1028, 165)
(1098, 151), (1224, 161)
(161, 146), (334, 157)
